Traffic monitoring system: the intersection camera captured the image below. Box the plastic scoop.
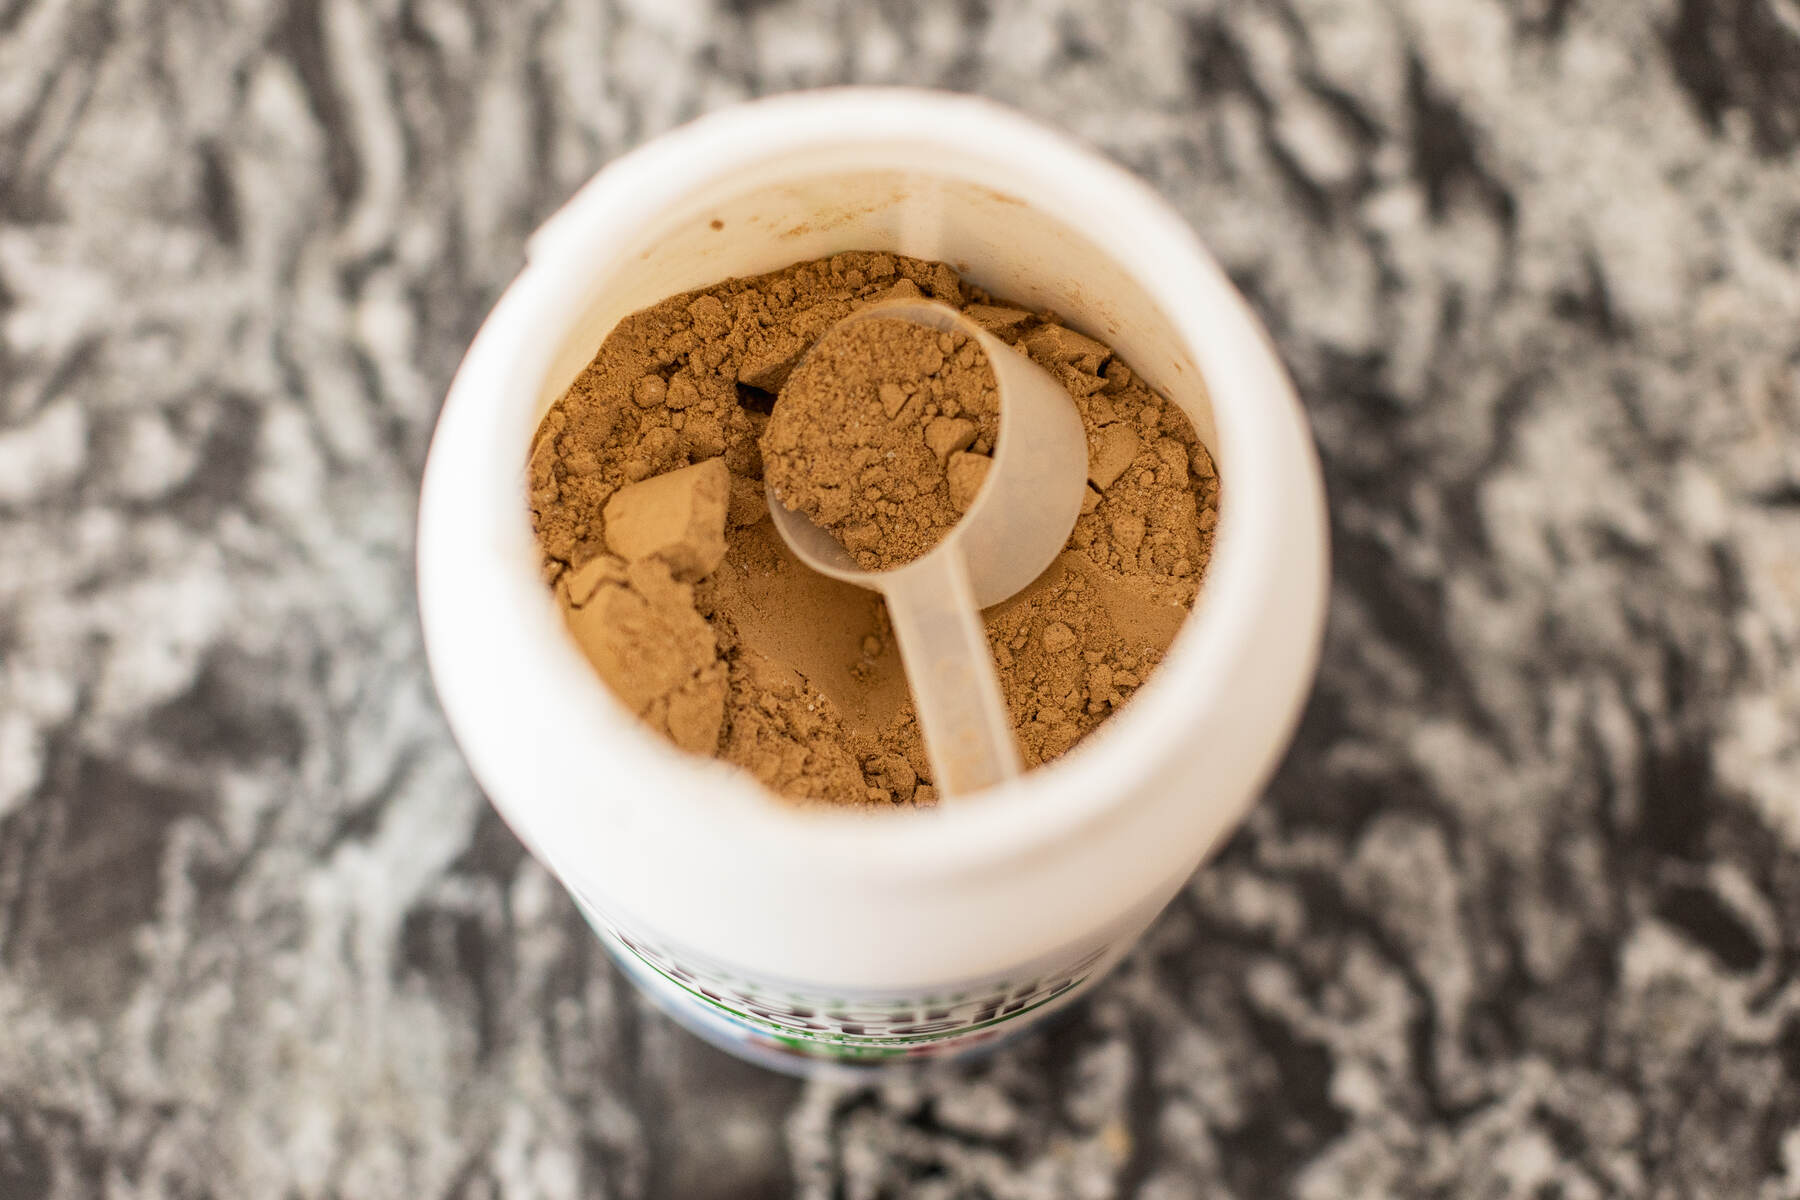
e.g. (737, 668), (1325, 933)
(766, 299), (1088, 799)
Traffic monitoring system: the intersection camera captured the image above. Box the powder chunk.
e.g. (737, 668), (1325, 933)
(946, 451), (991, 513)
(563, 553), (629, 607)
(567, 559), (718, 716)
(602, 458), (729, 581)
(1089, 424), (1141, 490)
(924, 416), (979, 463)
(964, 304), (1033, 333)
(632, 376), (666, 409)
(1154, 437), (1189, 478)
(687, 293), (727, 330)
(871, 753), (918, 802)
(568, 557), (726, 755)
(762, 316), (998, 571)
(1110, 511), (1146, 552)
(878, 278), (924, 303)
(1026, 324), (1112, 367)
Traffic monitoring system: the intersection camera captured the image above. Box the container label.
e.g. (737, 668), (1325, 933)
(570, 891), (1122, 1064)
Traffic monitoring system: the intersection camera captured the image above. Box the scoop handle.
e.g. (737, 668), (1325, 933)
(880, 549), (1023, 798)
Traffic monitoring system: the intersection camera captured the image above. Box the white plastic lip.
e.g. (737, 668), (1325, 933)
(420, 88), (1327, 885)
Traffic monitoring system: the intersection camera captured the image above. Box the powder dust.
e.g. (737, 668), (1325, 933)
(762, 315), (998, 571)
(529, 251), (1220, 808)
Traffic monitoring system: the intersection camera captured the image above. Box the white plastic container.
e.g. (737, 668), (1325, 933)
(418, 89), (1328, 1074)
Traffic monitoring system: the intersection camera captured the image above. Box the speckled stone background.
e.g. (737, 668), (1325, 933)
(3, 0), (1799, 1196)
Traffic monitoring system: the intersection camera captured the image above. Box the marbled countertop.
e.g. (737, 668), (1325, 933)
(3, 1), (1798, 1196)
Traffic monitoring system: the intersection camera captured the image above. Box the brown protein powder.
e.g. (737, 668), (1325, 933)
(528, 251), (1220, 809)
(762, 315), (999, 571)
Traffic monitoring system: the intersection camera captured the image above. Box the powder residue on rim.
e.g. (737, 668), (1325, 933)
(761, 316), (998, 571)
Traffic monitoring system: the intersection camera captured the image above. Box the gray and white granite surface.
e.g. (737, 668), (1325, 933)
(3, 0), (1799, 1195)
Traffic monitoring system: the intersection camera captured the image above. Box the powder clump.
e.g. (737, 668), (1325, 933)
(563, 557), (727, 756)
(761, 316), (998, 571)
(602, 457), (729, 580)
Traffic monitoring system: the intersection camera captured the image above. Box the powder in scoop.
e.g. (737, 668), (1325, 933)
(528, 251), (1220, 809)
(761, 316), (998, 571)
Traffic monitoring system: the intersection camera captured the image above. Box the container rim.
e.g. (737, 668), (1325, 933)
(419, 87), (1327, 885)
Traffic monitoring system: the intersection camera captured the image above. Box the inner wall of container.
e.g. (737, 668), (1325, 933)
(532, 168), (1219, 456)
